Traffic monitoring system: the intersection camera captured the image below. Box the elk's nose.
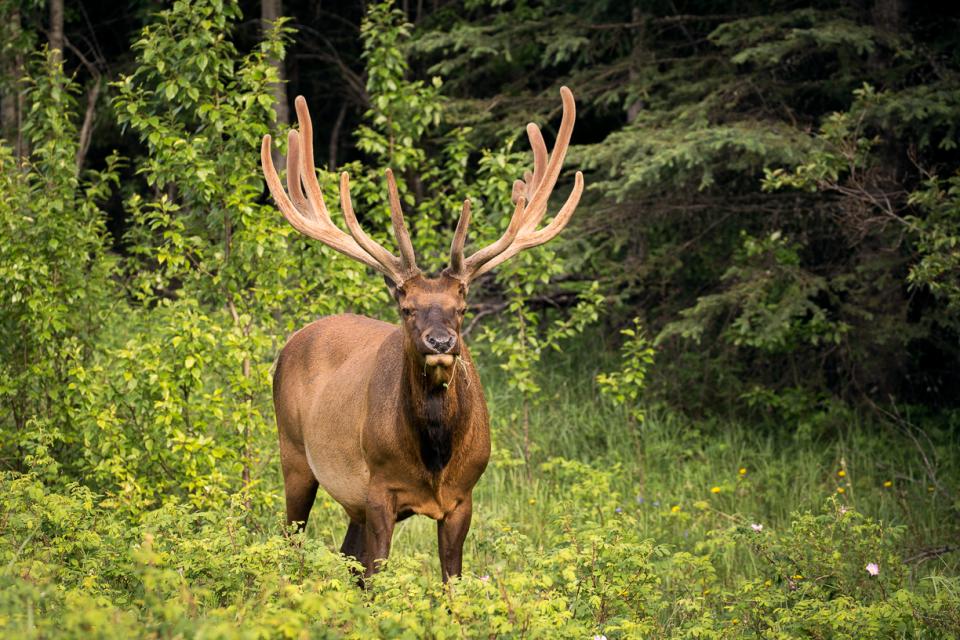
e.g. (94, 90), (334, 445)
(425, 332), (457, 354)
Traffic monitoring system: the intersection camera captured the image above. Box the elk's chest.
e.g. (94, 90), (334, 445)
(394, 467), (474, 520)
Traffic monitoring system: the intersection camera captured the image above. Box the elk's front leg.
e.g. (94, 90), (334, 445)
(362, 485), (397, 579)
(437, 495), (473, 582)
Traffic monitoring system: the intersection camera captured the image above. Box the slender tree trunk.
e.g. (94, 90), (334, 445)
(328, 102), (347, 171)
(1, 6), (22, 150)
(75, 78), (100, 173)
(225, 213), (254, 511)
(262, 0), (288, 170)
(871, 0), (903, 33)
(49, 0), (64, 66)
(64, 37), (104, 174)
(15, 46), (26, 161)
(626, 8), (645, 124)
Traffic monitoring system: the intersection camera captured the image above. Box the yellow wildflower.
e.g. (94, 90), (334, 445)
(837, 470), (846, 478)
(837, 487), (845, 494)
(883, 480), (893, 488)
(738, 467), (747, 475)
(671, 505), (681, 513)
(710, 486), (721, 494)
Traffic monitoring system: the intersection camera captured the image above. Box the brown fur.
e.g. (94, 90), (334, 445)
(273, 275), (489, 581)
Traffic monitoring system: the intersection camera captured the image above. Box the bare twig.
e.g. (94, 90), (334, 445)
(328, 101), (348, 171)
(904, 545), (959, 565)
(64, 36), (103, 174)
(463, 301), (508, 338)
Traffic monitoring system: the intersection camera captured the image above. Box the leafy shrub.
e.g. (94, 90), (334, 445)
(2, 463), (957, 638)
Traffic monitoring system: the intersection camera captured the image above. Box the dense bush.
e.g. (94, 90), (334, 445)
(2, 452), (958, 638)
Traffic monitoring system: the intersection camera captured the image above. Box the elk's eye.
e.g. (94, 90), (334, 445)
(457, 308), (466, 316)
(402, 308), (415, 317)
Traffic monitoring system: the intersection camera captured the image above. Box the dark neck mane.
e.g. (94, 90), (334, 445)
(401, 347), (469, 473)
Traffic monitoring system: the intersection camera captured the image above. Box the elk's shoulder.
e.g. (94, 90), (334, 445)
(279, 314), (398, 373)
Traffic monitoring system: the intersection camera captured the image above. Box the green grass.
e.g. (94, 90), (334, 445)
(3, 334), (959, 637)
(303, 337), (960, 585)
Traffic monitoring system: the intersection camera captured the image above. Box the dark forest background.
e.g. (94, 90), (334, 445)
(4, 0), (959, 419)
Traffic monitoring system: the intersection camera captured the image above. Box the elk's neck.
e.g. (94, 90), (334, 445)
(401, 345), (471, 474)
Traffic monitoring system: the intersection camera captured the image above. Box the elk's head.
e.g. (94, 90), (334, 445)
(261, 88), (583, 375)
(387, 273), (466, 368)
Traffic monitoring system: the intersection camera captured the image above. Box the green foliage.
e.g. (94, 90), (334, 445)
(482, 282), (602, 399)
(358, 2), (442, 170)
(762, 80), (960, 330)
(596, 317), (655, 423)
(0, 50), (118, 476)
(907, 174), (960, 311)
(2, 447), (957, 638)
(659, 231), (847, 352)
(709, 9), (885, 68)
(414, 0), (960, 413)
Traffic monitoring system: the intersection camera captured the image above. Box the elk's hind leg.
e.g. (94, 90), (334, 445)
(280, 448), (319, 532)
(340, 520), (364, 561)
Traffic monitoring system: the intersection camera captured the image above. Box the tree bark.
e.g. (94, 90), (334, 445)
(626, 8), (645, 124)
(49, 0), (64, 66)
(75, 79), (100, 173)
(262, 0), (289, 124)
(328, 101), (347, 171)
(1, 6), (23, 155)
(871, 0), (903, 33)
(0, 3), (30, 163)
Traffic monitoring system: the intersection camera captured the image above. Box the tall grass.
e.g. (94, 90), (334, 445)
(303, 332), (960, 584)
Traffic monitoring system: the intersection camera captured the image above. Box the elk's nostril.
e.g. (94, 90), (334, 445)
(426, 333), (456, 353)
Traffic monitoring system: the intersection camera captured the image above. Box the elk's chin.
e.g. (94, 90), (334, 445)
(424, 354), (455, 368)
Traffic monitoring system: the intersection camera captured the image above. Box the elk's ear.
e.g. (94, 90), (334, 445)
(384, 274), (403, 301)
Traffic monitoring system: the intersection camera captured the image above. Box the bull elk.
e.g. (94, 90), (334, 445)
(261, 87), (582, 581)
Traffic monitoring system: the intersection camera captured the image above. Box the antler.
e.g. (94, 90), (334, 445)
(446, 86), (584, 282)
(261, 96), (419, 285)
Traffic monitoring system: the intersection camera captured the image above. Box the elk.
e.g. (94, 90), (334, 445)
(261, 87), (582, 582)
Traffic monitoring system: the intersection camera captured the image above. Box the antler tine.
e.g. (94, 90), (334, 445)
(520, 86), (576, 231)
(262, 134), (381, 272)
(384, 169), (419, 274)
(449, 198), (472, 276)
(339, 172), (405, 273)
(261, 96), (415, 283)
(472, 171), (584, 279)
(458, 196), (526, 272)
(285, 130), (316, 221)
(263, 135), (334, 242)
(293, 97), (332, 225)
(524, 123), (548, 203)
(511, 179), (526, 205)
(454, 86), (582, 281)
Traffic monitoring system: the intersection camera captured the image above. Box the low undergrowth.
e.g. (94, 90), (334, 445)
(2, 349), (958, 638)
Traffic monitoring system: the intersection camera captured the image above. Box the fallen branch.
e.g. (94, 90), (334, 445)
(905, 545), (959, 565)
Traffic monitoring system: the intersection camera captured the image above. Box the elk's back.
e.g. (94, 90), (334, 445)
(273, 313), (400, 519)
